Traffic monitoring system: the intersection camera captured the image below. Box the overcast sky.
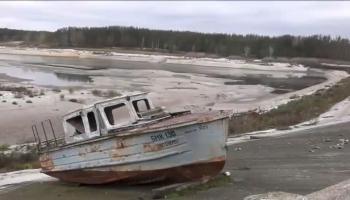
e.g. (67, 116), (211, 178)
(1, 1), (349, 38)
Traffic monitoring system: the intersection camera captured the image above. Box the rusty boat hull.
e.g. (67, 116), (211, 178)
(39, 112), (229, 184)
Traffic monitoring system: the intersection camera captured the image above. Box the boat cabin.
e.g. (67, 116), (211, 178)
(63, 93), (169, 144)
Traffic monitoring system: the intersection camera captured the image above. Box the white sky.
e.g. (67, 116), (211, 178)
(0, 1), (349, 38)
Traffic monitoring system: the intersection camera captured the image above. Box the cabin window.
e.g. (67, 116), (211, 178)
(104, 103), (132, 126)
(132, 99), (150, 113)
(66, 115), (85, 135)
(87, 112), (97, 132)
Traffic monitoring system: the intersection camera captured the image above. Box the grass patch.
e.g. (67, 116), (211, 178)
(229, 77), (350, 135)
(0, 144), (10, 151)
(0, 84), (34, 97)
(91, 89), (121, 98)
(0, 147), (39, 172)
(165, 176), (231, 199)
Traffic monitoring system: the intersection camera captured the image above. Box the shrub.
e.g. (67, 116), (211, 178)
(69, 98), (78, 103)
(92, 89), (102, 96)
(39, 89), (45, 95)
(14, 92), (24, 99)
(106, 90), (121, 98)
(68, 88), (74, 94)
(52, 88), (61, 93)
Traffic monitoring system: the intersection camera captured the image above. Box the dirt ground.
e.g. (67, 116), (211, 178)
(1, 122), (350, 200)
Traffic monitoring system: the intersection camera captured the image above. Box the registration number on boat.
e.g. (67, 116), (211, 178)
(150, 130), (177, 142)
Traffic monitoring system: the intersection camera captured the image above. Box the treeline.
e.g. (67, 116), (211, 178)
(1, 26), (350, 60)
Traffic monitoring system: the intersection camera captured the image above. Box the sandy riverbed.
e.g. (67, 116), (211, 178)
(0, 47), (348, 144)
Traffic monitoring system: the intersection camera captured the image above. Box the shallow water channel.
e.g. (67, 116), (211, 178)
(0, 53), (326, 92)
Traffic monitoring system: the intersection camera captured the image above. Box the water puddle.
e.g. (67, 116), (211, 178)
(0, 65), (92, 87)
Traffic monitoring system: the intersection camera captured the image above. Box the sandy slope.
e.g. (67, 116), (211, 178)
(227, 96), (350, 145)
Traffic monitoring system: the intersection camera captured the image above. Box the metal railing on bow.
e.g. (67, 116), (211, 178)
(32, 119), (64, 152)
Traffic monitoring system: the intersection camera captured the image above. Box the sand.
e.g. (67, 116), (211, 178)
(0, 169), (54, 190)
(0, 46), (348, 145)
(0, 46), (308, 72)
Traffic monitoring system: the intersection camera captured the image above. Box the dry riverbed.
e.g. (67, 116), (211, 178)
(0, 46), (348, 145)
(1, 47), (350, 200)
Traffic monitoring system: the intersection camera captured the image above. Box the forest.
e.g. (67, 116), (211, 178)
(1, 26), (350, 61)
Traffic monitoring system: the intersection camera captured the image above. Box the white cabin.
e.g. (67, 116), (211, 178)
(63, 93), (169, 144)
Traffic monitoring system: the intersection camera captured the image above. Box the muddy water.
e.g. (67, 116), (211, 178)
(0, 54), (326, 92)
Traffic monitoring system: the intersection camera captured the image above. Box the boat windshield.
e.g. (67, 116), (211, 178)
(104, 103), (134, 126)
(66, 115), (85, 135)
(132, 98), (151, 117)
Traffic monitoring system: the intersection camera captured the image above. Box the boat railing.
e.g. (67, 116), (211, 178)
(32, 119), (65, 152)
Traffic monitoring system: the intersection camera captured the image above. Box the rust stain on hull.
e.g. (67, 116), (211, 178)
(39, 153), (54, 171)
(44, 157), (225, 185)
(143, 139), (179, 153)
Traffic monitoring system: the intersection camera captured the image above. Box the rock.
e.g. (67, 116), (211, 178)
(329, 143), (344, 149)
(223, 171), (231, 176)
(69, 98), (78, 103)
(323, 138), (332, 143)
(289, 94), (299, 99)
(311, 145), (321, 150)
(339, 139), (349, 144)
(235, 147), (242, 151)
(250, 135), (271, 140)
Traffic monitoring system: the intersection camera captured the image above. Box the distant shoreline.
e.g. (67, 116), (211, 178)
(1, 45), (350, 72)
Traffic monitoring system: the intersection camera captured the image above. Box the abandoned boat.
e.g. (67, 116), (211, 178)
(32, 93), (229, 184)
